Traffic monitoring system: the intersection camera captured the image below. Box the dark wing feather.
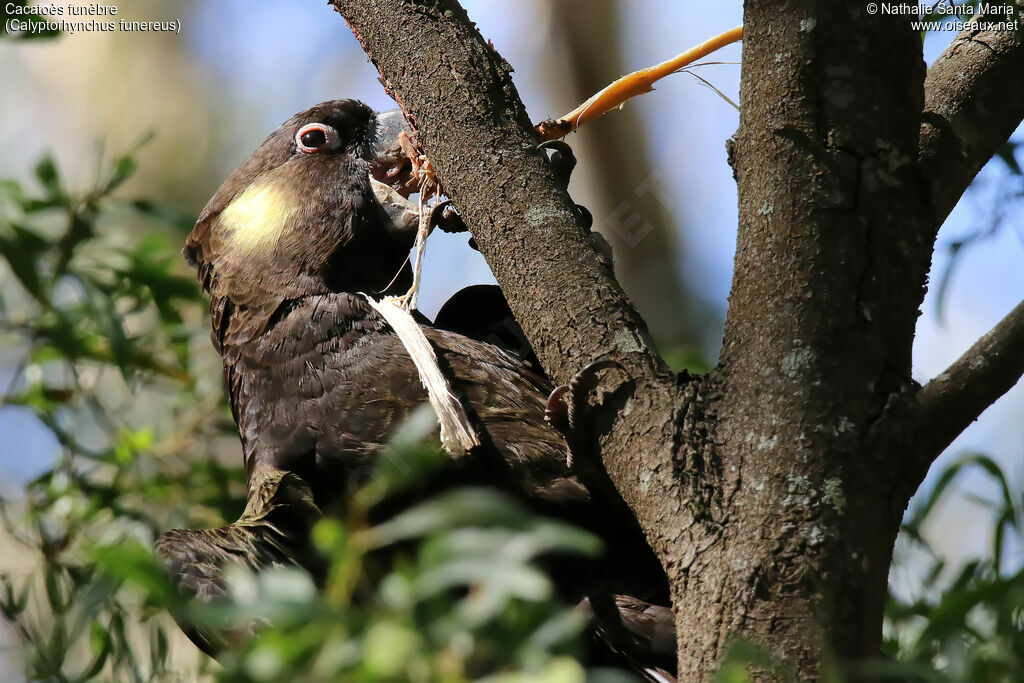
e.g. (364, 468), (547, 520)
(580, 594), (677, 682)
(155, 468), (323, 655)
(433, 284), (539, 369)
(225, 293), (585, 507)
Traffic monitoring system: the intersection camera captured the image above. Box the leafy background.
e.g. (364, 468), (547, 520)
(1, 1), (1023, 681)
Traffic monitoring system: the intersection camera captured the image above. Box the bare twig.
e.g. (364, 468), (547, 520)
(536, 25), (743, 141)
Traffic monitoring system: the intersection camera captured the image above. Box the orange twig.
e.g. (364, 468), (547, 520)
(536, 25), (743, 141)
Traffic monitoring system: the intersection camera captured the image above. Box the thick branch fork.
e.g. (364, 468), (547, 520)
(330, 1), (1024, 678)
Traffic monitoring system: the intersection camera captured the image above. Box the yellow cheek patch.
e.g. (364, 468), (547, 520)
(219, 182), (298, 253)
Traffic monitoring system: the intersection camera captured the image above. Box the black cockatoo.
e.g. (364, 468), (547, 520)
(156, 99), (674, 680)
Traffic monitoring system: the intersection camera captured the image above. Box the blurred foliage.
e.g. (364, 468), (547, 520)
(1, 147), (1022, 682)
(1, 0), (62, 41)
(876, 454), (1024, 682)
(660, 347), (711, 375)
(182, 412), (602, 682)
(97, 485), (601, 683)
(0, 149), (240, 680)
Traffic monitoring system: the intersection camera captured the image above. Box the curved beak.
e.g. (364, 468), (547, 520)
(373, 108), (412, 160)
(369, 108), (419, 236)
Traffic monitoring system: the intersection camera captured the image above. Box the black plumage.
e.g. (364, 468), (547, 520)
(157, 99), (674, 679)
(155, 467), (323, 655)
(434, 283), (540, 371)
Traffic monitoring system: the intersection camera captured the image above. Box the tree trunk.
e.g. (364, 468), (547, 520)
(331, 0), (1024, 679)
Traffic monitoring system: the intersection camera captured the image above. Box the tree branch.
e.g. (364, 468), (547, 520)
(911, 298), (1024, 465)
(330, 0), (667, 387)
(330, 0), (687, 553)
(919, 12), (1024, 229)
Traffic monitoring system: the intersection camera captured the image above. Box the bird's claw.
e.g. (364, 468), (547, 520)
(538, 140), (577, 189)
(545, 359), (630, 472)
(429, 200), (468, 234)
(546, 360), (631, 499)
(571, 359), (625, 395)
(545, 384), (572, 433)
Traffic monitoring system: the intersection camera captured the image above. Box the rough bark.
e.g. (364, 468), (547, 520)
(711, 2), (929, 673)
(333, 2), (662, 383)
(330, 1), (1024, 679)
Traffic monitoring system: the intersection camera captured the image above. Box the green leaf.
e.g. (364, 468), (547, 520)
(103, 155), (136, 194)
(368, 488), (541, 548)
(46, 620), (68, 669)
(2, 1), (62, 41)
(0, 179), (25, 200)
(83, 620), (112, 679)
(55, 210), (95, 274)
(33, 156), (63, 203)
(0, 224), (48, 300)
(362, 620), (420, 677)
(89, 541), (177, 606)
(44, 566), (71, 615)
(150, 623), (169, 674)
(0, 576), (30, 619)
(129, 199), (197, 232)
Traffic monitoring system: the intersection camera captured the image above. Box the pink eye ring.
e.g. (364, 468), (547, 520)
(295, 122), (341, 153)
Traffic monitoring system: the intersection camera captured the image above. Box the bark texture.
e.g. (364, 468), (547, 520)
(713, 2), (928, 672)
(331, 1), (1024, 679)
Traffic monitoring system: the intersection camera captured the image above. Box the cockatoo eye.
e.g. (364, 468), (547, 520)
(295, 123), (341, 154)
